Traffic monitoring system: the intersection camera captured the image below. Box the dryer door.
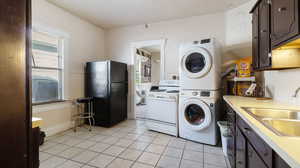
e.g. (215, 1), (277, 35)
(181, 98), (212, 131)
(181, 47), (212, 79)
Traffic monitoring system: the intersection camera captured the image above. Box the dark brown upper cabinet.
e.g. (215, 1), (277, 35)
(259, 0), (272, 68)
(252, 7), (260, 70)
(251, 0), (272, 70)
(271, 0), (299, 48)
(250, 0), (300, 71)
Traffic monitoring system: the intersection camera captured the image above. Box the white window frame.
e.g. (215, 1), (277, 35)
(32, 25), (69, 105)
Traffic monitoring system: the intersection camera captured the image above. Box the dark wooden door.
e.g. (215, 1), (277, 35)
(259, 0), (271, 68)
(271, 0), (299, 47)
(248, 142), (268, 168)
(236, 127), (246, 168)
(252, 6), (260, 70)
(0, 0), (31, 167)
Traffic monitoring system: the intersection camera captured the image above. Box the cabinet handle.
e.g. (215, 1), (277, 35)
(243, 127), (251, 134)
(261, 29), (267, 33)
(278, 7), (287, 12)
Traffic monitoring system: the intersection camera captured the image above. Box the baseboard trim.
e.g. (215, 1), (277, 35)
(43, 121), (74, 137)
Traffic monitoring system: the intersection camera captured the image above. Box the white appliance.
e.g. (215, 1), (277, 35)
(146, 80), (179, 136)
(179, 90), (220, 145)
(179, 38), (221, 90)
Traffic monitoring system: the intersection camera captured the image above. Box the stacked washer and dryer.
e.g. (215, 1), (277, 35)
(178, 38), (221, 145)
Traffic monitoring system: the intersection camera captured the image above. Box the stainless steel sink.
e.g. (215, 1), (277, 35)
(242, 107), (300, 120)
(262, 119), (300, 136)
(241, 107), (300, 137)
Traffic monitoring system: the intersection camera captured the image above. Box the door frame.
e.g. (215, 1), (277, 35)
(129, 39), (167, 119)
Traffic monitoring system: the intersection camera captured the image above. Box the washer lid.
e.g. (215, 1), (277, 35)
(181, 47), (212, 78)
(182, 98), (212, 131)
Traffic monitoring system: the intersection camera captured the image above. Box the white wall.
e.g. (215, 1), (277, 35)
(32, 0), (106, 135)
(264, 69), (300, 104)
(224, 0), (256, 61)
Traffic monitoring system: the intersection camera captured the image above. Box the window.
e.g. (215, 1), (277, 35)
(32, 30), (64, 104)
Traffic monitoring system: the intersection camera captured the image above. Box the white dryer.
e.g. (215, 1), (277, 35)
(179, 38), (221, 90)
(179, 90), (220, 145)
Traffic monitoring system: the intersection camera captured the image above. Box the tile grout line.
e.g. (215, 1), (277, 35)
(178, 139), (187, 168)
(47, 131), (170, 168)
(42, 121), (224, 168)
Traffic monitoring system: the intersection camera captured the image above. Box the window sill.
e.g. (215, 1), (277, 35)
(33, 100), (67, 106)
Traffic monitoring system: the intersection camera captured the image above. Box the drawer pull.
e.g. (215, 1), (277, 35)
(278, 7), (287, 12)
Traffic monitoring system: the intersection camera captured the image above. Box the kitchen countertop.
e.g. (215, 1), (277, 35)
(32, 117), (42, 128)
(223, 96), (300, 168)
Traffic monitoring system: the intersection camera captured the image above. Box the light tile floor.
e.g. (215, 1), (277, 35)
(40, 120), (228, 168)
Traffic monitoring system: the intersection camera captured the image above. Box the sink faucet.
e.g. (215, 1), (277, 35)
(292, 87), (300, 97)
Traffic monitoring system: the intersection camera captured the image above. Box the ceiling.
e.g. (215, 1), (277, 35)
(47, 0), (250, 29)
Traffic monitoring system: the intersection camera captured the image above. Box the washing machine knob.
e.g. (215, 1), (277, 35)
(192, 92), (198, 96)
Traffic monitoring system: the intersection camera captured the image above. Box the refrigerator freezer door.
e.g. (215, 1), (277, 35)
(86, 61), (108, 98)
(109, 61), (128, 83)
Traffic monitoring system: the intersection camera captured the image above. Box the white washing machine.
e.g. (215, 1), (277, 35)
(179, 38), (221, 90)
(179, 90), (220, 145)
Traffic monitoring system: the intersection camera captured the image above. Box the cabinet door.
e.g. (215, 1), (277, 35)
(274, 152), (291, 168)
(226, 105), (236, 168)
(236, 127), (246, 168)
(259, 0), (271, 68)
(237, 115), (273, 167)
(248, 143), (268, 168)
(271, 0), (299, 47)
(252, 7), (260, 70)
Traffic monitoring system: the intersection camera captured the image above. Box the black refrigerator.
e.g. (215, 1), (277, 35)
(85, 60), (128, 127)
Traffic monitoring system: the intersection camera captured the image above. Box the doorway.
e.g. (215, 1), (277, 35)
(130, 39), (166, 119)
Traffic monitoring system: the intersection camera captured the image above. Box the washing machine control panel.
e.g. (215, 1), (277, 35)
(180, 90), (218, 98)
(200, 91), (210, 97)
(191, 91), (210, 97)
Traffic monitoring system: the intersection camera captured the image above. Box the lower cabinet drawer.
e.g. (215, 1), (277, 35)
(237, 115), (272, 168)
